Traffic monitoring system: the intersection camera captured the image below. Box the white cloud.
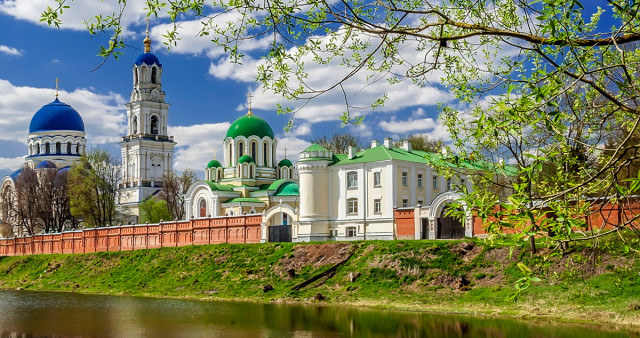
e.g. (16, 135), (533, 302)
(169, 122), (230, 173)
(0, 0), (152, 35)
(0, 78), (126, 151)
(0, 45), (21, 56)
(0, 156), (26, 172)
(379, 116), (436, 133)
(275, 135), (310, 164)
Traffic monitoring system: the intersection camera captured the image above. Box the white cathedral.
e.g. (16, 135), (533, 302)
(0, 30), (480, 241)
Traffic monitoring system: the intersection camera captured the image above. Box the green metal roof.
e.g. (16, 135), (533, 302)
(225, 112), (274, 139)
(302, 143), (331, 152)
(273, 181), (300, 196)
(238, 155), (254, 164)
(278, 158), (293, 167)
(205, 181), (235, 191)
(206, 159), (222, 168)
(223, 197), (264, 204)
(331, 146), (429, 165)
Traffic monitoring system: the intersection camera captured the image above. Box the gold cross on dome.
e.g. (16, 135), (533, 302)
(247, 93), (253, 110)
(55, 78), (59, 98)
(284, 147), (287, 158)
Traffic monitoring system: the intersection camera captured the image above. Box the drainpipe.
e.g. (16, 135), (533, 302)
(363, 163), (367, 241)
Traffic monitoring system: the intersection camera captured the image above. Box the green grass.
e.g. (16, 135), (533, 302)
(0, 239), (638, 327)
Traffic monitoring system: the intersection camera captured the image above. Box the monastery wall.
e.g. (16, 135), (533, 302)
(0, 215), (262, 257)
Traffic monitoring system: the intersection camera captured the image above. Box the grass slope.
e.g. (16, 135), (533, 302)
(0, 239), (638, 326)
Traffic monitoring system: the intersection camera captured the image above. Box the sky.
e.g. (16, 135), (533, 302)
(0, 1), (455, 178)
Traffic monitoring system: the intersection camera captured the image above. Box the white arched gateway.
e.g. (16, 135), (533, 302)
(262, 203), (298, 243)
(422, 191), (473, 239)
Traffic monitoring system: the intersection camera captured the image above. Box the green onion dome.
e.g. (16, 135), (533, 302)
(225, 111), (274, 139)
(206, 159), (222, 168)
(238, 155), (255, 164)
(278, 158), (293, 167)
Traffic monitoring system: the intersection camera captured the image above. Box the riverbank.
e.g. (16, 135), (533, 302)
(0, 238), (638, 327)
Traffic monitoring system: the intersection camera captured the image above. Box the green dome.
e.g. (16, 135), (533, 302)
(274, 181), (299, 196)
(278, 158), (293, 167)
(206, 159), (222, 168)
(238, 155), (254, 164)
(225, 112), (274, 139)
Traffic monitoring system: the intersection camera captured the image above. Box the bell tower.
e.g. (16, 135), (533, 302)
(118, 21), (176, 221)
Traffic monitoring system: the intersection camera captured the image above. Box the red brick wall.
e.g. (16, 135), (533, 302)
(394, 209), (415, 239)
(0, 215), (263, 257)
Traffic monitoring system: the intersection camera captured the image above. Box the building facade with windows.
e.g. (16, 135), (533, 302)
(296, 138), (474, 242)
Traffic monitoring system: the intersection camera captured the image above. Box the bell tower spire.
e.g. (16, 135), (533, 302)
(143, 18), (151, 53)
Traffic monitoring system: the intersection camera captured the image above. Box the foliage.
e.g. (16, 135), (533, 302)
(67, 149), (122, 227)
(394, 134), (443, 153)
(0, 166), (76, 236)
(310, 133), (364, 153)
(158, 169), (197, 220)
(139, 198), (173, 223)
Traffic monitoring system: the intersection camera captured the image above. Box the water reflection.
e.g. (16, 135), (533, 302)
(0, 290), (635, 337)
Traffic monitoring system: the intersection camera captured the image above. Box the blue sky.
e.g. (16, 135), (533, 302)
(0, 1), (457, 177)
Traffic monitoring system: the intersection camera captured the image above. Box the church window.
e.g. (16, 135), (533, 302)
(29, 145), (32, 156)
(45, 143), (50, 154)
(249, 165), (254, 178)
(238, 142), (244, 157)
(228, 143), (233, 166)
(56, 142), (61, 154)
(347, 198), (358, 214)
(282, 213), (289, 226)
(151, 67), (157, 84)
(216, 169), (221, 182)
(433, 175), (438, 189)
(263, 142), (268, 166)
(133, 67), (138, 85)
(150, 115), (158, 134)
(289, 168), (293, 178)
(251, 142), (257, 163)
(67, 142), (72, 154)
(347, 171), (358, 188)
(132, 116), (138, 134)
(199, 199), (206, 218)
(36, 143), (40, 155)
(374, 199), (382, 213)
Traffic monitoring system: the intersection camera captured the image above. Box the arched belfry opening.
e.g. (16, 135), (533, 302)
(150, 115), (158, 134)
(151, 67), (157, 84)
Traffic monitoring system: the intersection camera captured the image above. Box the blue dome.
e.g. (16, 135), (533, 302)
(36, 160), (57, 169)
(29, 99), (85, 133)
(135, 53), (162, 67)
(9, 168), (23, 181)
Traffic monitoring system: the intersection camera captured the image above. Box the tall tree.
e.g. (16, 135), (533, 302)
(310, 133), (364, 154)
(158, 169), (197, 220)
(139, 197), (173, 223)
(68, 149), (122, 227)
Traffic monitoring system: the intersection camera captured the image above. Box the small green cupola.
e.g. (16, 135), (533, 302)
(299, 143), (333, 162)
(238, 155), (255, 164)
(207, 159), (222, 168)
(278, 158), (293, 167)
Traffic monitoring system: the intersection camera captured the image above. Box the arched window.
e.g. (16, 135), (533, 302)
(29, 145), (32, 156)
(132, 116), (138, 134)
(289, 168), (293, 178)
(251, 142), (257, 162)
(45, 143), (50, 154)
(238, 141), (244, 157)
(199, 199), (207, 218)
(151, 67), (157, 84)
(250, 165), (254, 178)
(56, 142), (61, 154)
(263, 142), (268, 166)
(228, 143), (233, 166)
(150, 115), (158, 134)
(216, 169), (221, 182)
(133, 67), (138, 85)
(36, 143), (40, 155)
(67, 142), (72, 154)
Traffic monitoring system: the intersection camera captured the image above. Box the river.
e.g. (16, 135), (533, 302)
(0, 290), (635, 337)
